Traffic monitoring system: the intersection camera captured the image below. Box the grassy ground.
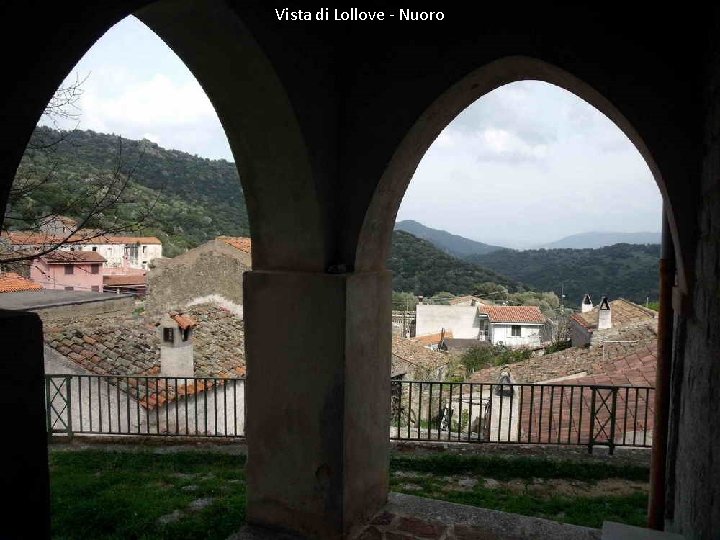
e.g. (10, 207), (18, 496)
(49, 449), (649, 538)
(50, 451), (246, 540)
(391, 454), (649, 529)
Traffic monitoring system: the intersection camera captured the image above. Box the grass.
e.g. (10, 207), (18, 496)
(390, 453), (649, 529)
(50, 451), (246, 540)
(49, 449), (649, 537)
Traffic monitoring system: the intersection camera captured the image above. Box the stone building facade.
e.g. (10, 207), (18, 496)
(145, 237), (251, 315)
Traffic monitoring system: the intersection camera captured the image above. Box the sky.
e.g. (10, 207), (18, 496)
(43, 16), (662, 248)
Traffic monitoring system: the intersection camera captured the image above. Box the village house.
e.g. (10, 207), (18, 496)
(1, 230), (163, 270)
(569, 295), (658, 347)
(415, 302), (548, 348)
(30, 250), (106, 292)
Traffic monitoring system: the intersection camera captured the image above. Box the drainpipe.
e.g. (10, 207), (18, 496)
(648, 207), (675, 530)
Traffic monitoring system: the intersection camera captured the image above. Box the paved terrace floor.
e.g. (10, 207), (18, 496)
(232, 493), (600, 539)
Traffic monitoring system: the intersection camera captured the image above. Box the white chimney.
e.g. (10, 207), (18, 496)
(598, 297), (612, 330)
(581, 294), (593, 313)
(159, 313), (196, 377)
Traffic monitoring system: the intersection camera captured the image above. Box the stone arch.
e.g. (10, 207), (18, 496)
(0, 0), (327, 271)
(355, 55), (685, 290)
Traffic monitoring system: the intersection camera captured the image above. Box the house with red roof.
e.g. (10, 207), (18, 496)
(30, 251), (106, 292)
(415, 302), (548, 348)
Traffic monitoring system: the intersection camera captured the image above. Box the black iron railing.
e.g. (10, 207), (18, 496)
(46, 375), (654, 452)
(390, 380), (654, 453)
(45, 375), (245, 438)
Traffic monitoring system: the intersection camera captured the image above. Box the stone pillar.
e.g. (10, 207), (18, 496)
(244, 270), (391, 538)
(0, 310), (50, 538)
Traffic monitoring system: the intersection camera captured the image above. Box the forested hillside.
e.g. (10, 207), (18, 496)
(389, 230), (527, 296)
(10, 127), (249, 256)
(467, 243), (660, 304)
(395, 220), (504, 257)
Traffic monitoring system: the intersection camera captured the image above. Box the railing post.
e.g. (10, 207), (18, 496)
(588, 387), (596, 454)
(609, 387), (618, 456)
(65, 375), (73, 439)
(44, 376), (51, 434)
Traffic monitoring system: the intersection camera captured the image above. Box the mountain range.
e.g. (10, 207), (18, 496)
(537, 231), (661, 249)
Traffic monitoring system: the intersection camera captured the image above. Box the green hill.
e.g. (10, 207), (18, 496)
(10, 127), (249, 256)
(395, 220), (504, 257)
(389, 230), (527, 296)
(467, 243), (660, 304)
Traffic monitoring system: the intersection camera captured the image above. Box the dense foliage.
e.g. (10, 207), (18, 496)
(457, 345), (533, 378)
(395, 220), (503, 257)
(10, 127), (249, 256)
(388, 230), (527, 296)
(467, 243), (660, 304)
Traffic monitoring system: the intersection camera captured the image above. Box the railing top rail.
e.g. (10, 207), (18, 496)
(394, 379), (655, 390)
(44, 374), (247, 381)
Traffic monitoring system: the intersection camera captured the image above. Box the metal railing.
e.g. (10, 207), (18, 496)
(390, 381), (654, 454)
(45, 375), (245, 438)
(46, 375), (654, 452)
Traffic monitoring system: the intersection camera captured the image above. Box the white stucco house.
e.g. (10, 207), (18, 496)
(415, 303), (547, 348)
(2, 230), (162, 270)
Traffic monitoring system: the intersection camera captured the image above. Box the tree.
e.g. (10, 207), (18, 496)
(1, 76), (162, 266)
(473, 281), (508, 301)
(392, 291), (418, 311)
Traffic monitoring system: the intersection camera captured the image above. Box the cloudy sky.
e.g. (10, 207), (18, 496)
(44, 16), (662, 248)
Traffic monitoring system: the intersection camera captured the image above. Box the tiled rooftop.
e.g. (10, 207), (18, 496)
(2, 230), (161, 246)
(470, 320), (658, 384)
(0, 272), (42, 293)
(44, 304), (245, 408)
(571, 299), (657, 331)
(392, 335), (451, 379)
(217, 236), (252, 253)
(103, 274), (147, 287)
(413, 331), (453, 346)
(43, 251), (106, 263)
(479, 304), (546, 324)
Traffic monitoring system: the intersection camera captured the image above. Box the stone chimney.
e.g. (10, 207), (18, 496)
(598, 296), (612, 330)
(158, 313), (197, 377)
(581, 293), (593, 313)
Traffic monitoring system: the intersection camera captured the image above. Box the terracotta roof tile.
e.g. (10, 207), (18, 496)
(0, 272), (42, 293)
(103, 274), (147, 287)
(217, 236), (251, 253)
(44, 304), (245, 409)
(571, 299), (656, 331)
(3, 230), (161, 246)
(171, 313), (197, 330)
(479, 304), (546, 324)
(43, 251), (106, 263)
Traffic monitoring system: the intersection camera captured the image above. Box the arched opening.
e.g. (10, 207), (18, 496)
(356, 56), (683, 290)
(0, 2), (334, 538)
(371, 58), (672, 530)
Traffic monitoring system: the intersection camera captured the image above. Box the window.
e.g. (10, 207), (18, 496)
(511, 325), (521, 337)
(64, 286), (74, 291)
(163, 328), (174, 343)
(91, 286), (99, 292)
(92, 247), (97, 252)
(64, 265), (74, 275)
(91, 264), (100, 274)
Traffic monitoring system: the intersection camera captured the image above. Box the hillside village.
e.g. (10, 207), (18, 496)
(0, 222), (659, 446)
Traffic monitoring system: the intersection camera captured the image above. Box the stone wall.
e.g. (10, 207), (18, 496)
(145, 239), (250, 315)
(666, 35), (720, 537)
(34, 296), (134, 323)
